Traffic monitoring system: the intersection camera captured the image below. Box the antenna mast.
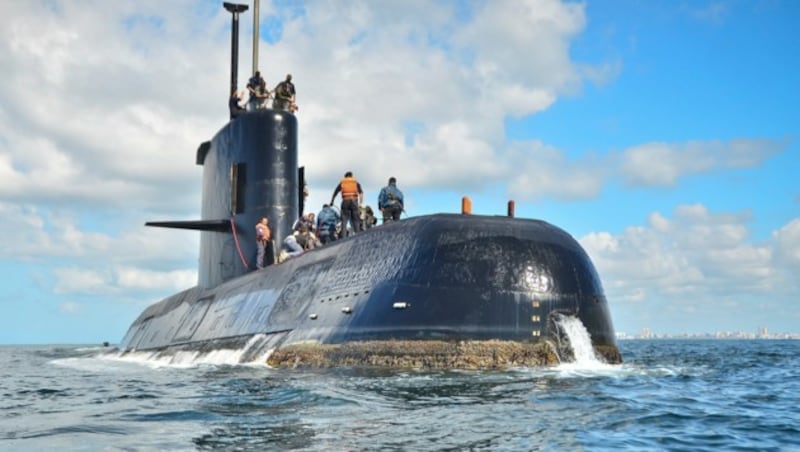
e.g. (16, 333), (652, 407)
(252, 0), (260, 76)
(223, 2), (249, 97)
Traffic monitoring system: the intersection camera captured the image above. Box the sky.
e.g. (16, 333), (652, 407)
(1, 0), (798, 344)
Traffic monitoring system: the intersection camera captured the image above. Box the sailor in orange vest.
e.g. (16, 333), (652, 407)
(330, 171), (364, 237)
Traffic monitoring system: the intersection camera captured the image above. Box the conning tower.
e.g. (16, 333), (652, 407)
(146, 3), (300, 288)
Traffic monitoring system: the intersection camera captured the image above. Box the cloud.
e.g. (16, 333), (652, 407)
(52, 266), (197, 296)
(0, 1), (218, 212)
(0, 201), (198, 299)
(273, 0), (599, 191)
(53, 267), (110, 295)
(582, 203), (783, 300)
(116, 267), (197, 292)
(619, 139), (787, 187)
(772, 219), (800, 269)
(503, 140), (606, 201)
(0, 202), (197, 262)
(580, 205), (799, 332)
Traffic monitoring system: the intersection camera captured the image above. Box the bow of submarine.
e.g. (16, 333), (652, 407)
(277, 214), (618, 354)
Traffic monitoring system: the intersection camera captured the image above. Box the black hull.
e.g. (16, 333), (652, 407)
(121, 213), (620, 366)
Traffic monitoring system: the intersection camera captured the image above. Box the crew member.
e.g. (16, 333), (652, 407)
(272, 73), (297, 112)
(229, 88), (246, 119)
(279, 224), (309, 263)
(317, 204), (340, 244)
(247, 70), (266, 111)
(330, 171), (364, 237)
(378, 176), (404, 223)
(254, 217), (271, 269)
(361, 205), (377, 230)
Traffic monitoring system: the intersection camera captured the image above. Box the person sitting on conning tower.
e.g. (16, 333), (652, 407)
(247, 70), (267, 111)
(229, 88), (246, 119)
(272, 73), (297, 112)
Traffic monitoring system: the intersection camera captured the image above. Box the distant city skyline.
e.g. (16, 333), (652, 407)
(618, 325), (800, 340)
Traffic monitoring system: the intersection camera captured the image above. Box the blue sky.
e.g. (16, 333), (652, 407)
(1, 0), (798, 344)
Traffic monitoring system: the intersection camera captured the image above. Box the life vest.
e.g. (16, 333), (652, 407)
(340, 177), (359, 199)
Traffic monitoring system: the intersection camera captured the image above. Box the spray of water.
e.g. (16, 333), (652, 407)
(551, 313), (610, 371)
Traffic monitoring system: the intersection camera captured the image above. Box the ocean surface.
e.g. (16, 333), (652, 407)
(2, 338), (799, 451)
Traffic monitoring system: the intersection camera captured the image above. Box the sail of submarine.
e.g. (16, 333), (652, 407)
(118, 1), (621, 368)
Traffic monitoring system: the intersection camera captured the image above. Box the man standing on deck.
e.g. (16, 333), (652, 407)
(316, 203), (341, 244)
(254, 217), (271, 269)
(330, 171), (364, 237)
(378, 176), (404, 223)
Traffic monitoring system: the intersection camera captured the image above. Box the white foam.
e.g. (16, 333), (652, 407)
(87, 334), (276, 369)
(553, 315), (617, 374)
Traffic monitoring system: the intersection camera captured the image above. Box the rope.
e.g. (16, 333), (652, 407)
(230, 217), (251, 269)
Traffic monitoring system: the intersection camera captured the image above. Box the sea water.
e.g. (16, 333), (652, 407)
(1, 336), (798, 450)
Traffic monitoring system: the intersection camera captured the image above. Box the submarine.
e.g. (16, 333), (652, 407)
(118, 1), (621, 368)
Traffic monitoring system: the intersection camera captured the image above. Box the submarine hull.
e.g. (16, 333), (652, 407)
(121, 213), (620, 367)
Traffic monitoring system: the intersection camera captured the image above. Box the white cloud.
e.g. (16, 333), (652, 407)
(53, 267), (110, 295)
(116, 267), (197, 292)
(0, 201), (198, 298)
(456, 0), (586, 93)
(580, 205), (799, 333)
(52, 265), (197, 296)
(773, 219), (800, 269)
(620, 139), (786, 187)
(0, 1), (218, 212)
(272, 0), (598, 192)
(504, 140), (606, 201)
(0, 201), (199, 261)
